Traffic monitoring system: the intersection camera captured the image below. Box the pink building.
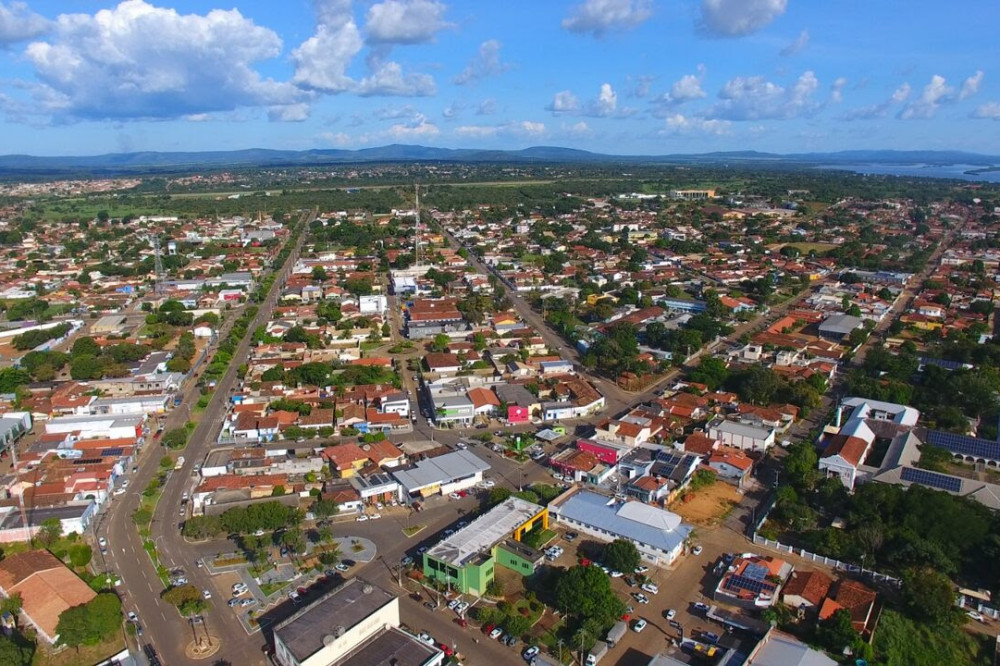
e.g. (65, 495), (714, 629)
(576, 438), (626, 464)
(508, 405), (529, 424)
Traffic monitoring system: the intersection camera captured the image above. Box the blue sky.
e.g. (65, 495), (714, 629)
(0, 0), (998, 156)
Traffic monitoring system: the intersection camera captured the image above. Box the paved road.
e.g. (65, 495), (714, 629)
(98, 213), (312, 666)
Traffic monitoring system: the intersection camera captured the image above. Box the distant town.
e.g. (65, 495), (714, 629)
(0, 162), (997, 666)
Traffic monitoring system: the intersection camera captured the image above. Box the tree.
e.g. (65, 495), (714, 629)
(816, 608), (861, 654)
(784, 441), (820, 491)
(36, 517), (62, 547)
(487, 487), (513, 506)
(901, 567), (956, 624)
(311, 266), (328, 282)
(161, 584), (206, 617)
(554, 565), (626, 630)
(71, 336), (102, 357)
(0, 633), (33, 666)
(56, 593), (122, 648)
(312, 498), (340, 519)
(429, 334), (451, 353)
(162, 428), (188, 449)
(603, 539), (641, 574)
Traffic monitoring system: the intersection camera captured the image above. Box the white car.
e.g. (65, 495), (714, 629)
(967, 610), (986, 622)
(641, 582), (659, 594)
(551, 472), (564, 481)
(356, 515), (369, 522)
(634, 593), (649, 604)
(633, 618), (648, 633)
(447, 599), (460, 610)
(481, 480), (496, 488)
(489, 627), (504, 640)
(448, 492), (462, 500)
(634, 565), (649, 574)
(127, 611), (139, 623)
(369, 513), (382, 520)
(113, 487), (127, 496)
(98, 537), (107, 550)
(692, 545), (703, 556)
(610, 570), (623, 578)
(202, 589), (212, 600)
(417, 632), (435, 646)
(665, 608), (676, 620)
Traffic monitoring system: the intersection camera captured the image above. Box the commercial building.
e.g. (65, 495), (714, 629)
(272, 577), (443, 666)
(0, 550), (97, 644)
(392, 450), (490, 501)
(548, 489), (693, 566)
(422, 497), (547, 595)
(707, 418), (775, 453)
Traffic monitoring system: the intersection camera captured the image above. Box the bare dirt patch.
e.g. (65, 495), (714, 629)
(671, 482), (744, 526)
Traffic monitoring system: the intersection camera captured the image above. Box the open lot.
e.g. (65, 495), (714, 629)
(671, 482), (744, 527)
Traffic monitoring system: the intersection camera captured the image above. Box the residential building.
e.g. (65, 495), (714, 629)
(708, 418), (775, 453)
(0, 549), (97, 644)
(715, 554), (792, 609)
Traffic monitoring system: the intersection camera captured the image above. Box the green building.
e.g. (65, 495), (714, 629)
(421, 497), (548, 595)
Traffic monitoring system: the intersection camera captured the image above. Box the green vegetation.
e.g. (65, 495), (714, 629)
(161, 428), (188, 449)
(873, 609), (991, 666)
(554, 565), (626, 648)
(55, 593), (122, 648)
(11, 323), (72, 351)
(602, 539), (641, 574)
(161, 584), (207, 617)
(182, 501), (302, 538)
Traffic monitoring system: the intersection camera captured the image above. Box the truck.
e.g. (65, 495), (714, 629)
(606, 621), (627, 647)
(585, 641), (608, 665)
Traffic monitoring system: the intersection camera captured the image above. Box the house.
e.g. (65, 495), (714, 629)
(818, 579), (877, 634)
(322, 444), (371, 478)
(0, 549), (97, 644)
(425, 353), (462, 375)
(379, 392), (411, 418)
(744, 628), (836, 666)
(467, 387), (501, 416)
(708, 447), (755, 486)
(715, 554), (792, 608)
(781, 570), (834, 612)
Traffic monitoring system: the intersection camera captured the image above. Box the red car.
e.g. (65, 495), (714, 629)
(483, 623), (495, 635)
(457, 490), (468, 498)
(438, 643), (454, 657)
(297, 587), (308, 596)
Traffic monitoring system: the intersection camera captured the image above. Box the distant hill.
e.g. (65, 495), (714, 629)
(0, 144), (996, 177)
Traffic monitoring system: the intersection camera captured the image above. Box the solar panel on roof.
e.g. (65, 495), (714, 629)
(73, 458), (102, 465)
(744, 563), (769, 581)
(927, 430), (1000, 461)
(724, 574), (772, 596)
(900, 466), (963, 493)
(100, 447), (124, 457)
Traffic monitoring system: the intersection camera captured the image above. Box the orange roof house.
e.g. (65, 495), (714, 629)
(0, 550), (97, 643)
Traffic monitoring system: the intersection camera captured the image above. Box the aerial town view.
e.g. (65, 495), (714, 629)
(0, 2), (998, 666)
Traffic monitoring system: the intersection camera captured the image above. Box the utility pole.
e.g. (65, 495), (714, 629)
(414, 184), (421, 269)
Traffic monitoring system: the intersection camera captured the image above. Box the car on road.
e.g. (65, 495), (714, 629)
(202, 589), (211, 600)
(641, 582), (659, 594)
(98, 537), (107, 552)
(967, 610), (986, 622)
(356, 515), (369, 522)
(113, 487), (127, 496)
(288, 591), (301, 603)
(489, 627), (504, 640)
(692, 545), (703, 555)
(335, 563), (350, 572)
(369, 513), (382, 520)
(522, 646), (540, 661)
(633, 618), (647, 633)
(127, 611), (139, 623)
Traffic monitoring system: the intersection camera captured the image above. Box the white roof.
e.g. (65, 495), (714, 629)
(426, 497), (543, 566)
(842, 397), (920, 426)
(616, 500), (683, 532)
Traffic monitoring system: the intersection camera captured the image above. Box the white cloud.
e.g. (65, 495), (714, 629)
(548, 83), (633, 117)
(383, 112), (439, 139)
(564, 120), (592, 136)
(660, 114), (730, 135)
(839, 82), (910, 120)
(899, 74), (954, 119)
(454, 40), (510, 85)
(651, 67), (706, 115)
(562, 0), (652, 38)
(972, 102), (1000, 120)
(959, 70), (984, 100)
(453, 120), (545, 139)
(454, 124), (498, 138)
(596, 83), (617, 115)
(700, 0), (787, 37)
(0, 1), (50, 45)
(320, 131), (353, 146)
(268, 103), (311, 122)
(365, 0), (449, 45)
(356, 59), (435, 96)
(441, 102), (462, 119)
(830, 77), (847, 103)
(477, 98), (497, 115)
(547, 90), (580, 114)
(706, 71), (819, 120)
(779, 29), (809, 56)
(374, 104), (417, 120)
(21, 0), (306, 121)
(291, 0), (363, 94)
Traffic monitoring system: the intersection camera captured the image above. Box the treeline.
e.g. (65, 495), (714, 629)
(181, 501), (302, 539)
(11, 323), (72, 351)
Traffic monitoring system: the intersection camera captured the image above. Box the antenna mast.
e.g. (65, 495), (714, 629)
(414, 184), (420, 269)
(152, 234), (165, 295)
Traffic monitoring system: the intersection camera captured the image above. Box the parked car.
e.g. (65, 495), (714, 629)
(447, 599), (460, 611)
(455, 601), (470, 614)
(665, 608), (676, 620)
(423, 601), (435, 610)
(356, 515), (369, 522)
(564, 531), (578, 542)
(641, 582), (659, 594)
(401, 556), (414, 566)
(127, 611), (139, 623)
(633, 593), (649, 604)
(98, 537), (107, 551)
(288, 591), (300, 603)
(692, 545), (703, 555)
(417, 632), (435, 646)
(634, 565), (649, 574)
(489, 627), (504, 640)
(633, 618), (648, 633)
(967, 610), (986, 622)
(335, 563), (350, 572)
(701, 631), (720, 644)
(202, 589), (212, 600)
(240, 598), (257, 607)
(693, 602), (711, 613)
(522, 646), (540, 661)
(228, 598), (241, 608)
